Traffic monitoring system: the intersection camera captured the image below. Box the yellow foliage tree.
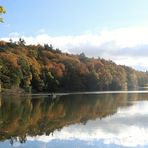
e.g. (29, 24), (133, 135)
(0, 6), (6, 22)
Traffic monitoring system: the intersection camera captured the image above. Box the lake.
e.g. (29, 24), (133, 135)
(0, 91), (148, 148)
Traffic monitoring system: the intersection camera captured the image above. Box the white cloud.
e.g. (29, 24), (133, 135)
(8, 32), (21, 38)
(37, 28), (46, 34)
(1, 26), (148, 71)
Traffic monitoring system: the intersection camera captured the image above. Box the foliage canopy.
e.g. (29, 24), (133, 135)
(0, 6), (6, 22)
(0, 39), (148, 92)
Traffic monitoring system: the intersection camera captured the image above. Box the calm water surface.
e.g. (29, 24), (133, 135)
(0, 91), (148, 148)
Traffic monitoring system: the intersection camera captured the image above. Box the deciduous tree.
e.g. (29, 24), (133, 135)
(0, 6), (6, 22)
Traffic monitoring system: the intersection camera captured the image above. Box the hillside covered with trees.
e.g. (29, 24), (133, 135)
(0, 39), (148, 92)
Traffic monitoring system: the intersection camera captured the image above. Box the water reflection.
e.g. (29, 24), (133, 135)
(0, 92), (148, 147)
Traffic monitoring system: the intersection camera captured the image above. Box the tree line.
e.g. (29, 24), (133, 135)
(0, 40), (148, 92)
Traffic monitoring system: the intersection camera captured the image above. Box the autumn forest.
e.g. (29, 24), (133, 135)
(0, 39), (148, 93)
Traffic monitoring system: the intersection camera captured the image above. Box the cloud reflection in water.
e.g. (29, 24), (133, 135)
(27, 101), (148, 147)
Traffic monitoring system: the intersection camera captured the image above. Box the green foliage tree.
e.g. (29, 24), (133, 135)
(30, 66), (44, 92)
(0, 6), (6, 22)
(41, 68), (59, 92)
(17, 57), (32, 91)
(18, 38), (26, 46)
(0, 58), (22, 88)
(83, 72), (98, 91)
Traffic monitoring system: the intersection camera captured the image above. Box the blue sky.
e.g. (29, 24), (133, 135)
(1, 0), (148, 70)
(1, 0), (148, 36)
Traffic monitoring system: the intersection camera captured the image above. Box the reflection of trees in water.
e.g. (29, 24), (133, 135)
(0, 93), (148, 145)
